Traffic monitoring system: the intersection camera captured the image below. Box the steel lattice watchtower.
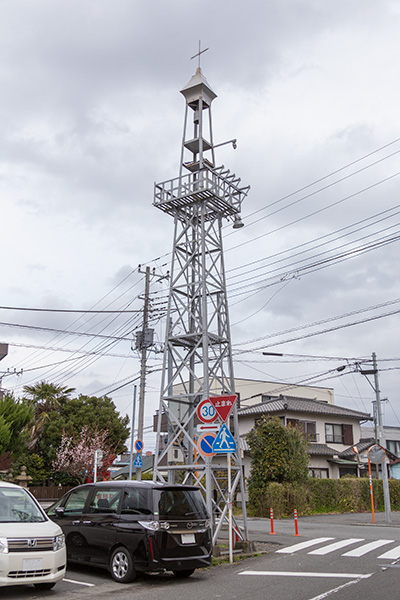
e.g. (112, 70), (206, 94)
(153, 66), (250, 542)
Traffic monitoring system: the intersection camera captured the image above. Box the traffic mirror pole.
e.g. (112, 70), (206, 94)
(367, 453), (375, 524)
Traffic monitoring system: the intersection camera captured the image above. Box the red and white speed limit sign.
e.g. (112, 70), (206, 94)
(197, 399), (217, 423)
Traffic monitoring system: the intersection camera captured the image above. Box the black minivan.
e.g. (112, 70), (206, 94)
(47, 480), (212, 583)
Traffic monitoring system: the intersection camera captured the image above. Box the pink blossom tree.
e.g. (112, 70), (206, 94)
(52, 426), (115, 484)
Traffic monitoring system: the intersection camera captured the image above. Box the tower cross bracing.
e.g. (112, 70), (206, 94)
(153, 66), (250, 542)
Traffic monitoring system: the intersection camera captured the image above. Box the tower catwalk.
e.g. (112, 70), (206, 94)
(153, 65), (250, 542)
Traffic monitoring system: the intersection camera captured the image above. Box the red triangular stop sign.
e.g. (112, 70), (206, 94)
(208, 395), (237, 422)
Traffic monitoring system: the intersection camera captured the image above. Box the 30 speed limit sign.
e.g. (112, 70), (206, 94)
(197, 399), (217, 424)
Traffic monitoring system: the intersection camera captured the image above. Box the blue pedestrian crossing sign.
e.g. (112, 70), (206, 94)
(133, 453), (143, 468)
(212, 424), (237, 453)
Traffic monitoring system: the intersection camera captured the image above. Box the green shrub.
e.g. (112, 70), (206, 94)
(248, 478), (400, 517)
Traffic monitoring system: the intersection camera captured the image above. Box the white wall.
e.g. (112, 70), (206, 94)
(235, 378), (335, 406)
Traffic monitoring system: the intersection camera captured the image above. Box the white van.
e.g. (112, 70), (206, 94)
(0, 481), (66, 589)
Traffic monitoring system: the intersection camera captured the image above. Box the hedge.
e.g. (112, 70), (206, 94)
(248, 478), (400, 518)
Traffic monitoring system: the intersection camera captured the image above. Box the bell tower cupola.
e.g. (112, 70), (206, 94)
(180, 66), (217, 174)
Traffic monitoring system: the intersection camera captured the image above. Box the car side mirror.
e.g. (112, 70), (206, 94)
(55, 506), (65, 517)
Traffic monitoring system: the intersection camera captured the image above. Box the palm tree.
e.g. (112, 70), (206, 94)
(23, 382), (75, 450)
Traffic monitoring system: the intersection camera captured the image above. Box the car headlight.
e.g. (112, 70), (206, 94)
(53, 534), (65, 552)
(138, 521), (159, 531)
(0, 538), (8, 554)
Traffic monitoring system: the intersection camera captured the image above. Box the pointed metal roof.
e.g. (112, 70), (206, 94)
(180, 67), (217, 107)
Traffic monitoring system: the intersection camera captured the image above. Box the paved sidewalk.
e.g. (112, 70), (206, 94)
(255, 510), (400, 527)
(299, 510), (400, 526)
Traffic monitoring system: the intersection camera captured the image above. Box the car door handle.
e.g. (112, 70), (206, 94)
(72, 520), (81, 525)
(82, 520), (92, 524)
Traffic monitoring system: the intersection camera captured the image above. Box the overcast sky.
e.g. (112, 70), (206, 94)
(1, 0), (400, 449)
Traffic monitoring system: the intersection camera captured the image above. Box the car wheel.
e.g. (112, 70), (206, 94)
(110, 547), (137, 583)
(173, 569), (195, 578)
(33, 582), (56, 590)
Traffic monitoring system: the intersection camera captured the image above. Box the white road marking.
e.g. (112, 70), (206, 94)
(306, 578), (368, 600)
(377, 544), (400, 559)
(276, 537), (334, 553)
(239, 570), (372, 579)
(342, 539), (394, 557)
(63, 578), (96, 587)
(308, 538), (365, 555)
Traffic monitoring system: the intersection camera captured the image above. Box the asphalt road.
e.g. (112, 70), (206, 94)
(2, 511), (400, 600)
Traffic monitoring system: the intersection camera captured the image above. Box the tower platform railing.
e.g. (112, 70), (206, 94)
(154, 165), (249, 220)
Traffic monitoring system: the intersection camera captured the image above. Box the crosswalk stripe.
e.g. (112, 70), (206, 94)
(377, 544), (400, 560)
(308, 538), (365, 555)
(239, 571), (372, 579)
(342, 539), (394, 557)
(276, 537), (334, 553)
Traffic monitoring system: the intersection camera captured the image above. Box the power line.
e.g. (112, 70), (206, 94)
(1, 340), (132, 358)
(238, 307), (400, 353)
(0, 321), (134, 341)
(234, 298), (400, 349)
(233, 147), (400, 233)
(10, 270), (145, 378)
(227, 204), (400, 280)
(142, 136), (400, 280)
(238, 136), (400, 224)
(0, 306), (142, 313)
(226, 169), (400, 254)
(228, 231), (400, 299)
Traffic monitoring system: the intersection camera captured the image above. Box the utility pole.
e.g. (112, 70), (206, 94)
(0, 363), (22, 399)
(137, 265), (151, 478)
(136, 265), (167, 480)
(372, 352), (392, 523)
(361, 352), (391, 523)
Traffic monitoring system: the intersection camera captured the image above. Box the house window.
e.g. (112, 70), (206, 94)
(309, 468), (329, 479)
(261, 395), (274, 403)
(287, 419), (317, 442)
(387, 440), (400, 457)
(302, 421), (317, 442)
(325, 423), (353, 445)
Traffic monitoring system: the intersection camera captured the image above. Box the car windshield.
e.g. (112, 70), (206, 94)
(156, 488), (209, 520)
(0, 487), (46, 523)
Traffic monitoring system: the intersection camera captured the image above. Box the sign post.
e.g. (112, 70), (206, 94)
(367, 452), (375, 524)
(367, 444), (387, 524)
(128, 384), (137, 481)
(133, 453), (143, 468)
(208, 395), (238, 563)
(134, 439), (144, 480)
(208, 394), (237, 422)
(94, 449), (103, 483)
(134, 439), (144, 453)
(197, 432), (217, 458)
(197, 399), (217, 424)
(227, 452), (233, 564)
(212, 422), (237, 564)
(212, 424), (237, 453)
